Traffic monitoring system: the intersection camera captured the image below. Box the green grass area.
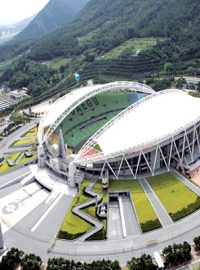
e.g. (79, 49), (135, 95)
(101, 37), (165, 60)
(89, 180), (108, 240)
(148, 173), (200, 219)
(92, 180), (109, 202)
(59, 180), (94, 239)
(40, 57), (69, 70)
(59, 196), (93, 240)
(59, 180), (109, 240)
(12, 137), (36, 146)
(109, 180), (161, 232)
(84, 205), (107, 241)
(23, 127), (38, 137)
(0, 151), (37, 174)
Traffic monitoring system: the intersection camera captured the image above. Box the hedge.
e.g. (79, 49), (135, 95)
(170, 197), (200, 221)
(140, 219), (161, 233)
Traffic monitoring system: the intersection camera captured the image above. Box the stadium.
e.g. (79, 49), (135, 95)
(37, 81), (200, 187)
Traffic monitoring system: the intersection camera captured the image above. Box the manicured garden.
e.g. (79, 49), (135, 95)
(12, 137), (36, 146)
(109, 180), (161, 232)
(59, 180), (94, 240)
(0, 150), (37, 174)
(148, 173), (200, 221)
(59, 180), (109, 240)
(23, 126), (38, 137)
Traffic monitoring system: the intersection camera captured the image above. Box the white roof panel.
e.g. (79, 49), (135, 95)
(97, 90), (200, 155)
(38, 81), (154, 144)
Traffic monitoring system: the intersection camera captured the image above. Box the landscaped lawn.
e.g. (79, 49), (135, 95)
(0, 151), (37, 174)
(148, 173), (199, 215)
(92, 180), (109, 202)
(109, 180), (161, 231)
(90, 180), (108, 239)
(59, 195), (93, 239)
(59, 180), (94, 239)
(13, 137), (36, 146)
(23, 127), (38, 137)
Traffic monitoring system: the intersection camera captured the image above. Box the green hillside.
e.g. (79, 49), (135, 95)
(14, 0), (89, 41)
(0, 0), (200, 108)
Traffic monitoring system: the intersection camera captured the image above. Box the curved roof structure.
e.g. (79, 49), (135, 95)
(38, 81), (154, 144)
(77, 90), (200, 162)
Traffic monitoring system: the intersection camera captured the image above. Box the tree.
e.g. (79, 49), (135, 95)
(194, 236), (200, 251)
(21, 253), (42, 270)
(0, 248), (24, 270)
(127, 254), (156, 270)
(163, 242), (191, 267)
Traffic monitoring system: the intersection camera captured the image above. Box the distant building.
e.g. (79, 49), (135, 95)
(10, 90), (29, 100)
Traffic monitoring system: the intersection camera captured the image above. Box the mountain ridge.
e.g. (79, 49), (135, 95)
(14, 0), (89, 41)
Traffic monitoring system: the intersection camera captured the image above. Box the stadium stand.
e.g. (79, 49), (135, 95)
(56, 91), (145, 152)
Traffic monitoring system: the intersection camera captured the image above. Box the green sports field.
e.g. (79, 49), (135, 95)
(148, 173), (200, 216)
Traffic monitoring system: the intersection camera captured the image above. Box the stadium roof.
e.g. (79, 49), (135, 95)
(78, 90), (200, 160)
(38, 81), (154, 144)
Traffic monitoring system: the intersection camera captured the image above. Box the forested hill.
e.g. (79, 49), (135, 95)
(27, 0), (200, 61)
(14, 0), (89, 41)
(0, 0), (200, 107)
(1, 0), (200, 61)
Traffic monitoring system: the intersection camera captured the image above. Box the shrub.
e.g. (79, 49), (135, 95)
(171, 197), (200, 221)
(140, 219), (161, 233)
(58, 230), (85, 240)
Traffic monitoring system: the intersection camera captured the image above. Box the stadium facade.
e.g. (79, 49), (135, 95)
(37, 81), (200, 187)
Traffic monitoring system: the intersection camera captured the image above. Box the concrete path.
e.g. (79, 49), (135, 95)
(34, 194), (73, 240)
(107, 201), (123, 240)
(74, 183), (103, 241)
(119, 196), (141, 236)
(139, 178), (173, 227)
(172, 169), (200, 196)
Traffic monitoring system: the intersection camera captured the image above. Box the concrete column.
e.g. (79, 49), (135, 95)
(69, 162), (76, 188)
(38, 145), (45, 168)
(0, 223), (4, 252)
(58, 129), (67, 161)
(151, 148), (160, 171)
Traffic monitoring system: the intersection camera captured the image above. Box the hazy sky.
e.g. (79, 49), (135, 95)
(0, 0), (50, 25)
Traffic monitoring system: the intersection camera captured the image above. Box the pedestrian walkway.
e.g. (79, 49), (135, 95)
(74, 181), (103, 241)
(139, 178), (173, 227)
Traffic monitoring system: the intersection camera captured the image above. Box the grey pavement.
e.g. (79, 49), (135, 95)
(120, 196), (141, 236)
(0, 183), (22, 199)
(34, 194), (73, 240)
(107, 201), (123, 240)
(0, 166), (30, 187)
(139, 178), (173, 227)
(172, 169), (200, 196)
(3, 178), (200, 265)
(13, 199), (50, 234)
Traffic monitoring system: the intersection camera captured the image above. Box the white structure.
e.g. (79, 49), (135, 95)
(38, 81), (154, 144)
(37, 81), (200, 185)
